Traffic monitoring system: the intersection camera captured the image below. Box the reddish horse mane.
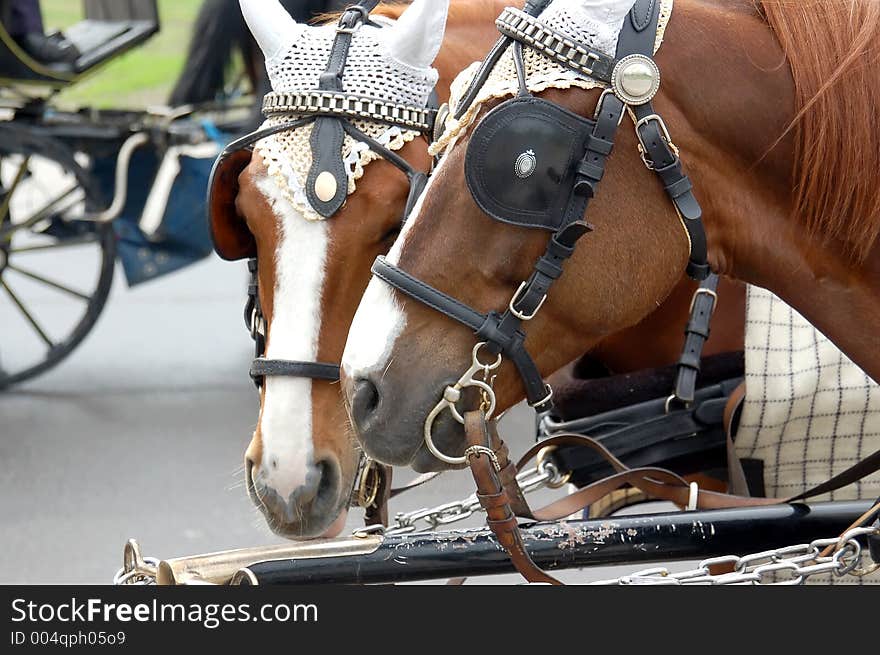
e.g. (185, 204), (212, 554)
(758, 0), (880, 262)
(371, 0), (506, 23)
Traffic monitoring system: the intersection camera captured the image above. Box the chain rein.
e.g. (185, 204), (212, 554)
(590, 526), (880, 585)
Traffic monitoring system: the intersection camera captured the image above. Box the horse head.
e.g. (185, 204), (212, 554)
(209, 0), (450, 537)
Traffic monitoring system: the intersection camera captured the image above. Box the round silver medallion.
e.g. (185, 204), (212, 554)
(611, 54), (661, 106)
(515, 150), (537, 179)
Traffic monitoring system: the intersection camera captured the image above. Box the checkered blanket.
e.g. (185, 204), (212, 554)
(734, 286), (880, 584)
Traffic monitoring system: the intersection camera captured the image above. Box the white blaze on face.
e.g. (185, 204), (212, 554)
(255, 174), (329, 500)
(342, 157), (445, 379)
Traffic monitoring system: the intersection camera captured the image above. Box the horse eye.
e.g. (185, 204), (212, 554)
(381, 225), (402, 243)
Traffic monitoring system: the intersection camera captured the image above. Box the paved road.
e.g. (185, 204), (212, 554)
(1, 252), (674, 584)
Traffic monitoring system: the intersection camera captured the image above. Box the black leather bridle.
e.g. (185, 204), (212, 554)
(368, 0), (713, 463)
(208, 1), (440, 389)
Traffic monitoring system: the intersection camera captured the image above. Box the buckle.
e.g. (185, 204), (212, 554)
(635, 114), (680, 169)
(689, 287), (719, 314)
(593, 89), (625, 126)
(250, 308), (265, 340)
(529, 384), (554, 410)
(509, 281), (547, 321)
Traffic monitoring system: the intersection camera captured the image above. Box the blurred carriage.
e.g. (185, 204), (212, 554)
(0, 0), (254, 389)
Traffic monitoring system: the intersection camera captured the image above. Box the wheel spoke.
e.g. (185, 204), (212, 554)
(0, 185), (83, 241)
(0, 156), (31, 224)
(0, 278), (54, 348)
(8, 233), (99, 253)
(6, 264), (91, 301)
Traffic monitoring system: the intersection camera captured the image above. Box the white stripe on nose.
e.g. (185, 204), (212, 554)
(253, 174), (329, 499)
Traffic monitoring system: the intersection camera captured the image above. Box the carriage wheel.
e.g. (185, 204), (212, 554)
(0, 126), (116, 390)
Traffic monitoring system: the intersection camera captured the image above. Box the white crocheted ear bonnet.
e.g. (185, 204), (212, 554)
(432, 0), (673, 156)
(244, 2), (444, 221)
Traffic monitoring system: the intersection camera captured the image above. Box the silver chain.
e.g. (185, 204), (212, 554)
(373, 461), (564, 537)
(588, 526), (880, 585)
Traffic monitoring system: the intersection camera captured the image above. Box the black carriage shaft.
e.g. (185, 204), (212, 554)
(237, 501), (874, 584)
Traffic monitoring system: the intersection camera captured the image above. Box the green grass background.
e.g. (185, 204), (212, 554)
(42, 0), (203, 108)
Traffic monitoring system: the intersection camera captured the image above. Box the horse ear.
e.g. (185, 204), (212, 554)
(239, 0), (301, 61)
(384, 0), (450, 70)
(209, 150), (256, 261)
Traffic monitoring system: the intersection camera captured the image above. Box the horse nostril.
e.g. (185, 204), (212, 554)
(314, 458), (340, 508)
(350, 377), (381, 428)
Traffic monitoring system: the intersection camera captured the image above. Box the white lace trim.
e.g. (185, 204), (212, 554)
(257, 19), (435, 221)
(256, 119), (419, 223)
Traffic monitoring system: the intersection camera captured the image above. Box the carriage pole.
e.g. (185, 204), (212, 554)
(224, 501), (875, 585)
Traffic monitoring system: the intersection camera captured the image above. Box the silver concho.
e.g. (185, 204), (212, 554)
(515, 150), (537, 179)
(611, 54), (661, 106)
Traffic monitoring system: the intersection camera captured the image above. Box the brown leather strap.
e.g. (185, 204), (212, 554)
(788, 446), (880, 502)
(389, 471), (441, 499)
(465, 411), (561, 585)
(519, 431), (880, 517)
(516, 434), (780, 520)
(486, 420), (535, 519)
(723, 381), (750, 496)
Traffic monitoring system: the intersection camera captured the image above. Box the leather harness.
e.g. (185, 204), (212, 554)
(371, 0), (710, 425)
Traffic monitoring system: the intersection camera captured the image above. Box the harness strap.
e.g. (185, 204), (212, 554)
(306, 1), (383, 218)
(633, 108), (710, 279)
(250, 359), (340, 384)
(670, 273), (720, 405)
(464, 411), (561, 585)
(453, 0), (552, 121)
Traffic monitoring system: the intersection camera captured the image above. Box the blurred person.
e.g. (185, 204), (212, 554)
(0, 0), (80, 64)
(169, 0), (350, 113)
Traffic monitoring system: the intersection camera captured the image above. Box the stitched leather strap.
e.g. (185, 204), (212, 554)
(465, 411), (561, 585)
(453, 0), (552, 121)
(517, 431), (880, 518)
(308, 1), (382, 217)
(249, 358), (341, 383)
(671, 274), (720, 405)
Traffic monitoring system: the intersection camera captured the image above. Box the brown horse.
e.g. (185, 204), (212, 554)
(216, 0), (744, 537)
(341, 0), (880, 472)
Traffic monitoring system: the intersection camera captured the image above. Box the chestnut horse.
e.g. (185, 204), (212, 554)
(342, 0), (880, 472)
(216, 0), (743, 537)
